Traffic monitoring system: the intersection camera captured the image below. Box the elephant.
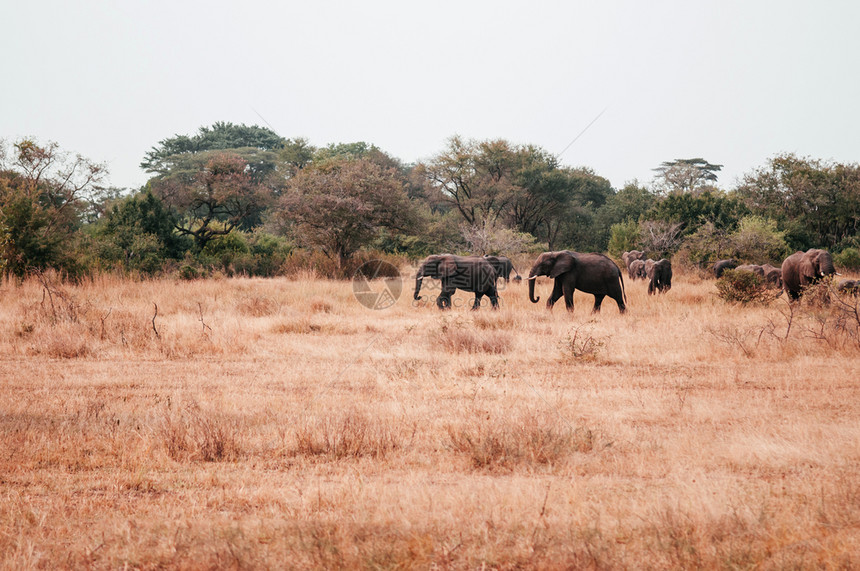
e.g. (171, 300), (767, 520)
(644, 259), (655, 276)
(622, 250), (647, 272)
(735, 264), (765, 277)
(528, 251), (626, 314)
(646, 258), (672, 295)
(781, 249), (837, 300)
(837, 279), (859, 296)
(483, 255), (522, 283)
(713, 259), (737, 278)
(761, 264), (783, 288)
(628, 259), (647, 280)
(414, 254), (499, 310)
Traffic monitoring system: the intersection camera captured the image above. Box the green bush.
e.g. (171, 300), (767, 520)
(607, 219), (640, 258)
(716, 269), (782, 305)
(834, 247), (860, 271)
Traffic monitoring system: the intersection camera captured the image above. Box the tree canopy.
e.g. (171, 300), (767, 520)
(4, 127), (859, 281)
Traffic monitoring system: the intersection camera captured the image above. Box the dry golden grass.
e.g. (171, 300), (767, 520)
(1, 270), (859, 569)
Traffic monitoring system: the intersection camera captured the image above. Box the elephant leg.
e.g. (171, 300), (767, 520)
(591, 294), (605, 313)
(563, 283), (575, 312)
(488, 286), (499, 310)
(613, 291), (626, 313)
(472, 292), (483, 310)
(438, 285), (456, 309)
(546, 280), (563, 310)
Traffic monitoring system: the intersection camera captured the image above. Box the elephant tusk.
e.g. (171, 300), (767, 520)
(527, 275), (538, 281)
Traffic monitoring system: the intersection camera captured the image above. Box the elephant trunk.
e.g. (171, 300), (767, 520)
(821, 256), (836, 277)
(528, 269), (540, 303)
(414, 267), (425, 300)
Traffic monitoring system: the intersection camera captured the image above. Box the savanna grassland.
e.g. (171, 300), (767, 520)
(1, 268), (859, 569)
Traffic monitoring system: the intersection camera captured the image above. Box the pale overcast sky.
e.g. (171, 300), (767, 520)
(2, 1), (859, 191)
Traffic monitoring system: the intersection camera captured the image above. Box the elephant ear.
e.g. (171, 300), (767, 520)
(549, 252), (576, 278)
(799, 251), (818, 279)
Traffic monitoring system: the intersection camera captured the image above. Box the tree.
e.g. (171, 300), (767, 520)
(597, 181), (656, 227)
(279, 157), (418, 272)
(92, 190), (187, 274)
(141, 122), (286, 176)
(648, 190), (748, 237)
(0, 139), (106, 277)
(423, 136), (519, 225)
(735, 154), (860, 250)
(653, 158), (723, 195)
(459, 216), (539, 255)
(151, 151), (275, 251)
(423, 138), (613, 251)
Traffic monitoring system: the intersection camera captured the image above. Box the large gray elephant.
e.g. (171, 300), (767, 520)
(629, 259), (647, 280)
(646, 258), (672, 295)
(781, 249), (837, 300)
(528, 251), (626, 314)
(713, 259), (737, 278)
(414, 254), (499, 310)
(483, 255), (521, 283)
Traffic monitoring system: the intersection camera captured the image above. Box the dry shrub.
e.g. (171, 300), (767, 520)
(471, 311), (518, 330)
(716, 269), (781, 305)
(158, 399), (243, 462)
(309, 297), (333, 313)
(431, 318), (512, 354)
(27, 323), (94, 358)
(801, 280), (833, 306)
(558, 321), (608, 362)
(447, 412), (596, 472)
(294, 410), (399, 460)
(272, 318), (322, 334)
(236, 295), (278, 317)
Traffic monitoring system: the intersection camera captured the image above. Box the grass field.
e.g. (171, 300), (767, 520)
(1, 268), (859, 569)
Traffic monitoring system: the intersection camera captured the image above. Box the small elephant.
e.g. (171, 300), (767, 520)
(414, 254), (499, 310)
(622, 250), (647, 272)
(713, 259), (737, 278)
(837, 279), (859, 296)
(628, 259), (647, 280)
(528, 251), (627, 314)
(761, 264), (783, 289)
(781, 249), (837, 300)
(646, 258), (672, 295)
(483, 255), (522, 283)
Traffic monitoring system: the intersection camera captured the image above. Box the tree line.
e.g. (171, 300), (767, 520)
(2, 122), (859, 280)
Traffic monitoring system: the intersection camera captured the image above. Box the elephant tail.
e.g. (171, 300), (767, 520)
(619, 271), (627, 305)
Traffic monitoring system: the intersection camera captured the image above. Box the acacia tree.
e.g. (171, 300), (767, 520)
(652, 158), (723, 195)
(151, 151), (274, 251)
(279, 157), (417, 271)
(141, 122), (286, 176)
(0, 139), (106, 276)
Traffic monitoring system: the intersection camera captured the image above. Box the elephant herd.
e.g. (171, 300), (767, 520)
(713, 248), (851, 301)
(411, 247), (855, 313)
(621, 251), (672, 295)
(414, 252), (626, 314)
